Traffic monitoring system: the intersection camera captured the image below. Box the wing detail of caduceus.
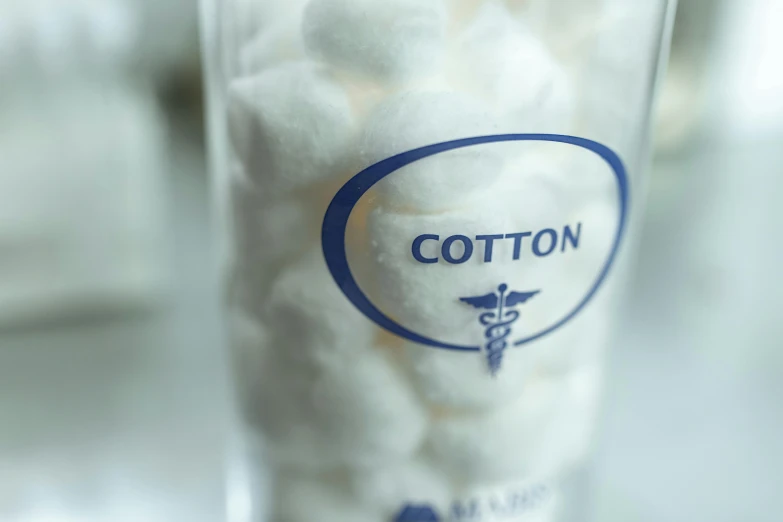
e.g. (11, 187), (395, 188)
(460, 284), (540, 376)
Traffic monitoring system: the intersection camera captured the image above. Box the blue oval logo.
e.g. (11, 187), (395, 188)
(322, 134), (629, 355)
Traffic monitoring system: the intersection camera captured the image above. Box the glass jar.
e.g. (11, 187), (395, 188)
(202, 1), (676, 520)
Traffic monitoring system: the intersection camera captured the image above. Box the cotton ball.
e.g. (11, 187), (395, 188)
(428, 374), (563, 485)
(348, 459), (452, 518)
(543, 196), (620, 306)
(307, 347), (428, 468)
(233, 0), (309, 44)
(249, 251), (427, 469)
(227, 312), (292, 451)
(233, 192), (315, 267)
(430, 369), (600, 486)
(264, 248), (376, 359)
(227, 311), (270, 403)
(230, 175), (316, 269)
(363, 175), (569, 350)
(405, 341), (532, 410)
(249, 338), (429, 471)
(578, 1), (662, 154)
(446, 0), (486, 29)
(227, 62), (357, 196)
(360, 90), (505, 212)
(453, 2), (574, 134)
(510, 200), (620, 374)
(303, 0), (448, 83)
(365, 196), (514, 348)
(516, 0), (606, 60)
(531, 143), (620, 205)
(273, 474), (380, 522)
(238, 12), (306, 75)
(532, 365), (604, 479)
(239, 344), (331, 471)
(227, 166), (319, 307)
(503, 0), (527, 12)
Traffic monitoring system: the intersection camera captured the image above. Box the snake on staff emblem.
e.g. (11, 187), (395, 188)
(460, 284), (540, 376)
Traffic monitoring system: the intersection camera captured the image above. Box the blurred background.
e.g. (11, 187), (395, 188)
(0, 0), (781, 521)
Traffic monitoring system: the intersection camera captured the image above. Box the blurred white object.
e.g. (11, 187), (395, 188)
(646, 0), (783, 372)
(688, 0), (783, 371)
(0, 0), (138, 74)
(710, 0), (783, 137)
(0, 0), (200, 78)
(0, 81), (168, 326)
(0, 0), (172, 326)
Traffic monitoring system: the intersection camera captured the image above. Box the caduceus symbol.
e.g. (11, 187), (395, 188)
(460, 284), (540, 376)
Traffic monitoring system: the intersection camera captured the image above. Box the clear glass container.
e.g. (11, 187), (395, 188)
(202, 1), (676, 520)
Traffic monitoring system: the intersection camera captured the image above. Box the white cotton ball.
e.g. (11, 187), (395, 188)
(227, 311), (273, 421)
(447, 0), (486, 27)
(486, 192), (620, 374)
(516, 0), (635, 65)
(264, 248), (376, 359)
(360, 158), (609, 388)
(528, 143), (619, 205)
(239, 250), (427, 470)
(428, 374), (563, 485)
(238, 12), (306, 75)
(227, 164), (320, 307)
(363, 178), (568, 350)
(233, 0), (309, 44)
(532, 365), (604, 479)
(238, 345), (329, 471)
(228, 310), (269, 368)
(514, 162), (620, 347)
(404, 341), (532, 410)
(578, 1), (662, 154)
(227, 62), (357, 196)
(305, 347), (428, 468)
(360, 90), (505, 212)
(273, 474), (380, 522)
(348, 459), (453, 518)
(303, 0), (448, 83)
(428, 368), (604, 487)
(365, 197), (515, 348)
(248, 338), (428, 471)
(453, 2), (574, 134)
(506, 198), (619, 375)
(230, 175), (316, 268)
(510, 0), (602, 42)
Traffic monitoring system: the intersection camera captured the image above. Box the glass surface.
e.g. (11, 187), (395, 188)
(202, 1), (676, 520)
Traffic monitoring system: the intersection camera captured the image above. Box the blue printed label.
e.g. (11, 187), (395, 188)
(322, 134), (628, 375)
(394, 482), (556, 522)
(411, 225), (582, 265)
